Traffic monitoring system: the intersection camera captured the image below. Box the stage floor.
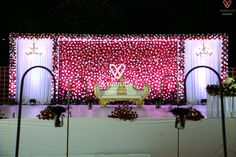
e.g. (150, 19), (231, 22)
(0, 104), (207, 119)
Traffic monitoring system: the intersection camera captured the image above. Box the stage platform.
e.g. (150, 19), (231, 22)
(0, 104), (207, 119)
(0, 105), (236, 157)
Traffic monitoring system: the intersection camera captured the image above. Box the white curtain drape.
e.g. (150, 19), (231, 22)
(16, 38), (53, 104)
(184, 39), (222, 104)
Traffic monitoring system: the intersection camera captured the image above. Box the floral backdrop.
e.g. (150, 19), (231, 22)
(58, 35), (180, 102)
(8, 33), (228, 104)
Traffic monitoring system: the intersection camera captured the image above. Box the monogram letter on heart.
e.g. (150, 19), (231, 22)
(109, 64), (126, 79)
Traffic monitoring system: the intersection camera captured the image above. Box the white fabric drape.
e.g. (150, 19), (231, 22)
(16, 38), (53, 104)
(207, 94), (236, 118)
(184, 39), (222, 103)
(1, 117), (236, 157)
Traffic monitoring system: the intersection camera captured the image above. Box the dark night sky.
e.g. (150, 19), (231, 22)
(0, 0), (235, 66)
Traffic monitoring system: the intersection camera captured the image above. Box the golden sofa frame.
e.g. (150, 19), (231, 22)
(94, 83), (149, 107)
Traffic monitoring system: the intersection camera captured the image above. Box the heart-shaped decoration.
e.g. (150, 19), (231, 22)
(223, 0), (232, 8)
(109, 64), (126, 79)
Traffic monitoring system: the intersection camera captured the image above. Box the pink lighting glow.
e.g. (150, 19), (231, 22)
(9, 33), (228, 103)
(58, 36), (179, 101)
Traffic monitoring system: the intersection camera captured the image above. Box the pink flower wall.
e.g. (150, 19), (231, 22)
(58, 36), (180, 101)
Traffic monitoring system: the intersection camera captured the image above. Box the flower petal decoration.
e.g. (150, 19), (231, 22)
(37, 105), (66, 120)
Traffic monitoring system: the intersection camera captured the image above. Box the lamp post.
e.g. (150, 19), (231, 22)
(159, 74), (181, 157)
(15, 66), (56, 157)
(184, 66), (227, 157)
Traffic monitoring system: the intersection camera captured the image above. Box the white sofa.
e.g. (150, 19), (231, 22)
(94, 83), (149, 107)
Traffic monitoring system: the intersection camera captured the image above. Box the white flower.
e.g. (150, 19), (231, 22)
(224, 77), (235, 85)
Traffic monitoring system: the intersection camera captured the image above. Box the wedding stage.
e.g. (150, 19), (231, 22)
(0, 104), (236, 157)
(2, 33), (234, 157)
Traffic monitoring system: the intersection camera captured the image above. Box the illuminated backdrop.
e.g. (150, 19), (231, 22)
(58, 35), (180, 102)
(9, 33), (228, 104)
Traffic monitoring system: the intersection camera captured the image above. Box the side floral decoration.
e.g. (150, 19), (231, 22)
(170, 107), (204, 129)
(206, 77), (236, 96)
(170, 107), (204, 121)
(186, 107), (205, 121)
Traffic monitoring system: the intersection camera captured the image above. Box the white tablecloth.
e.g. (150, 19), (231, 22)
(207, 94), (236, 118)
(1, 118), (236, 157)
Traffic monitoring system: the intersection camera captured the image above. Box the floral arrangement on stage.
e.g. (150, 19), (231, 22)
(170, 107), (204, 121)
(206, 77), (236, 96)
(37, 105), (66, 120)
(108, 105), (138, 121)
(186, 107), (205, 121)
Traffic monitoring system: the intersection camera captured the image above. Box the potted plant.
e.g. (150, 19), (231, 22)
(155, 96), (162, 109)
